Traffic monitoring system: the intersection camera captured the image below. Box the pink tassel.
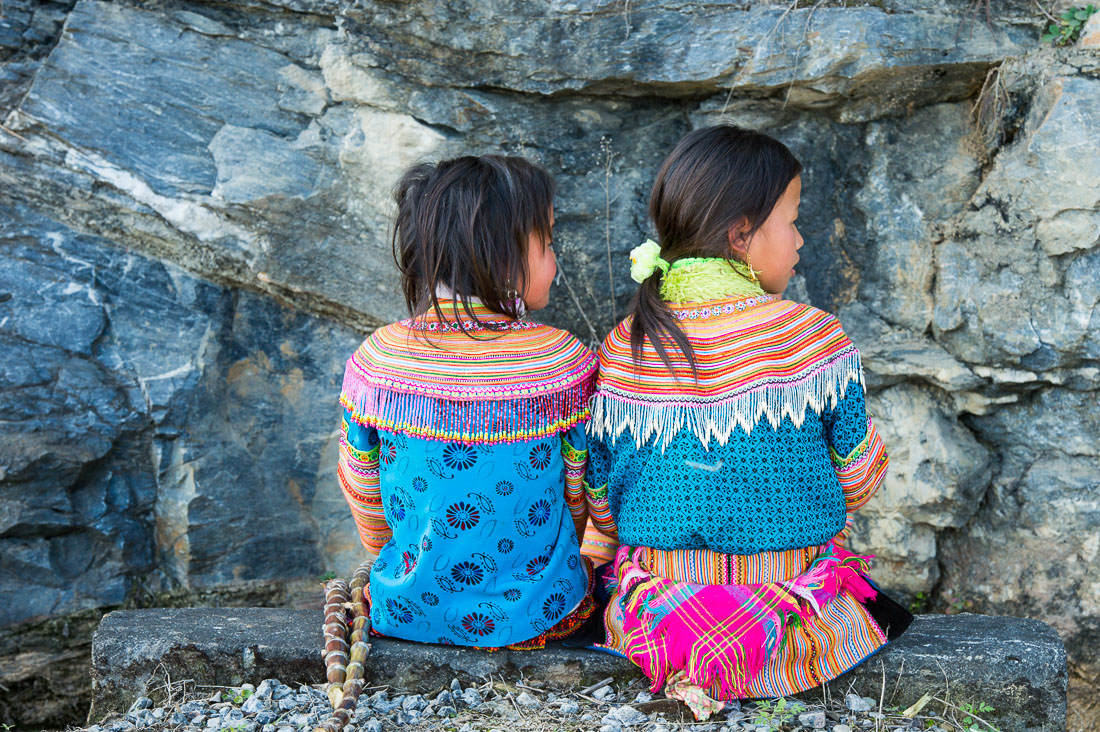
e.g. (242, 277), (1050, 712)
(838, 562), (878, 604)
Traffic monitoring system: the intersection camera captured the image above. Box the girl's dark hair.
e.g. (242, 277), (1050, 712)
(629, 124), (802, 374)
(392, 154), (555, 328)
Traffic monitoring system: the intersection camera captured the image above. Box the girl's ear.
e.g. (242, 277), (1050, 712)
(727, 219), (752, 259)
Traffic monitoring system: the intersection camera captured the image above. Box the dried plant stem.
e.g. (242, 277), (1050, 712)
(555, 259), (601, 349)
(599, 137), (620, 324)
(0, 123), (29, 143)
(313, 562), (372, 732)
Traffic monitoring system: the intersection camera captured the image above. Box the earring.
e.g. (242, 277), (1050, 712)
(505, 288), (527, 319)
(746, 254), (759, 283)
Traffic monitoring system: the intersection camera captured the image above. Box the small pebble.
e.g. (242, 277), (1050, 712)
(362, 722), (382, 732)
(402, 694), (427, 712)
(607, 705), (649, 726)
(254, 680), (275, 700)
(581, 712), (595, 721)
(633, 691), (652, 704)
(436, 705), (457, 716)
(241, 695), (265, 714)
(128, 697), (153, 714)
(559, 699), (580, 715)
(845, 694), (875, 713)
(261, 726), (275, 732)
(593, 685), (616, 701)
(450, 678), (463, 695)
(834, 725), (854, 732)
(433, 690), (453, 707)
(800, 710), (827, 729)
(599, 725), (622, 732)
(515, 692), (541, 709)
(461, 688), (483, 708)
(254, 711), (277, 726)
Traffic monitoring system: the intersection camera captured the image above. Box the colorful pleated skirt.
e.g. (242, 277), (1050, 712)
(600, 528), (911, 716)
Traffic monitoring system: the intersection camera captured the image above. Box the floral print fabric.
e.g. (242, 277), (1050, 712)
(348, 416), (590, 648)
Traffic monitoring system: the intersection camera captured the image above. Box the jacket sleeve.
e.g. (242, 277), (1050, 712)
(582, 435), (619, 540)
(337, 409), (389, 554)
(824, 382), (889, 512)
(560, 424), (589, 542)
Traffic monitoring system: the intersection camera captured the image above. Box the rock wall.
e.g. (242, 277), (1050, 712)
(1, 0), (1098, 727)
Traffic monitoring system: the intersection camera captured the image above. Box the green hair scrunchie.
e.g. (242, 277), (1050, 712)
(629, 239), (670, 283)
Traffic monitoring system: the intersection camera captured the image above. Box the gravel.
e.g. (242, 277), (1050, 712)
(81, 674), (997, 732)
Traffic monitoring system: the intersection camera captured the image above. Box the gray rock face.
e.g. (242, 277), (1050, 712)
(1, 0), (1098, 726)
(0, 204), (362, 632)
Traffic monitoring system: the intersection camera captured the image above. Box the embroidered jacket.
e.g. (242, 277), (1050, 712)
(337, 301), (601, 647)
(585, 295), (888, 555)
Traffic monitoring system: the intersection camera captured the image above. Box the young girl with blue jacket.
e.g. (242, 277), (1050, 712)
(337, 155), (600, 650)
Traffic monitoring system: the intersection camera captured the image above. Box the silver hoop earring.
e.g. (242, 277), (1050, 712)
(505, 289), (527, 319)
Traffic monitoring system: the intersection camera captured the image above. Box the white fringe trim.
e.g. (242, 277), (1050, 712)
(588, 353), (864, 452)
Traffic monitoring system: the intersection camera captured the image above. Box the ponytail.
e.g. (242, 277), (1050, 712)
(628, 274), (697, 379)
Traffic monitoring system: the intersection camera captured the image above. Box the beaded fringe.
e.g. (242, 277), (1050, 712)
(588, 352), (864, 451)
(340, 373), (595, 445)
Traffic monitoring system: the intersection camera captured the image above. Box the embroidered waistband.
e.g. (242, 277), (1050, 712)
(623, 525), (851, 586)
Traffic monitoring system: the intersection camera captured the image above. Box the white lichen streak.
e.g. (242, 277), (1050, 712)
(61, 146), (269, 256)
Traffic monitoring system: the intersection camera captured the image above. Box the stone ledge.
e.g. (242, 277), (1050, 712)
(90, 610), (1066, 732)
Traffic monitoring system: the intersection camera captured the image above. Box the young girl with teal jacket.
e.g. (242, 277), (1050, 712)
(585, 126), (912, 717)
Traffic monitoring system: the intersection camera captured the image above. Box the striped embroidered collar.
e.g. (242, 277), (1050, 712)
(590, 296), (863, 450)
(340, 301), (597, 444)
(664, 292), (778, 319)
(401, 299), (537, 332)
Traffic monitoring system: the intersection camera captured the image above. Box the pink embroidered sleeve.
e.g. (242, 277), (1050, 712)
(337, 416), (389, 554)
(830, 417), (889, 512)
(561, 427), (589, 543)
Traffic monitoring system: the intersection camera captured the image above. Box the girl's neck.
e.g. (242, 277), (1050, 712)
(429, 286), (526, 320)
(658, 257), (767, 303)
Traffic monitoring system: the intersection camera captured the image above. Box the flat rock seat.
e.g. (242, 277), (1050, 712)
(90, 609), (1066, 732)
